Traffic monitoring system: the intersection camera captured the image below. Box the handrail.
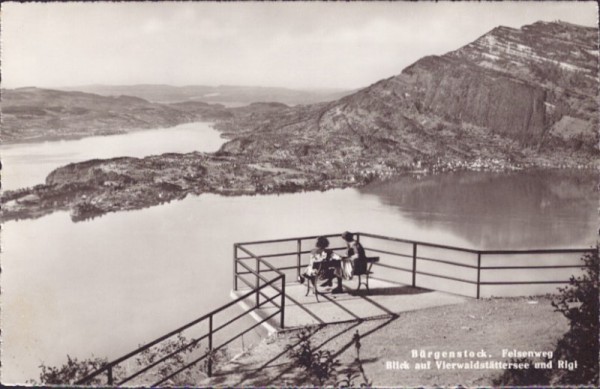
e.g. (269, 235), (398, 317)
(235, 233), (342, 246)
(357, 232), (480, 253)
(358, 232), (595, 255)
(76, 274), (284, 385)
(234, 242), (325, 325)
(75, 232), (592, 386)
(235, 232), (593, 302)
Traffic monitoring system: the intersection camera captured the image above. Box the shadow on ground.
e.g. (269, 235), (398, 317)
(205, 315), (399, 387)
(347, 285), (431, 297)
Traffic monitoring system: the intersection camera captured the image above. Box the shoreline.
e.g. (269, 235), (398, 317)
(0, 120), (224, 148)
(2, 158), (597, 224)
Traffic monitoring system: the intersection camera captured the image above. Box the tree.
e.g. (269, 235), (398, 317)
(35, 355), (122, 386)
(493, 247), (599, 386)
(34, 334), (225, 386)
(550, 246), (599, 385)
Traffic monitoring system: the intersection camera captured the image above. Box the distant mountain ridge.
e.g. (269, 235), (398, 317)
(57, 84), (354, 105)
(1, 87), (198, 143)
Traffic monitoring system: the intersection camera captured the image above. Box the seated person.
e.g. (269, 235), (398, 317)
(341, 231), (365, 274)
(299, 236), (344, 294)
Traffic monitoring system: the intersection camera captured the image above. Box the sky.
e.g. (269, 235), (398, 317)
(2, 1), (597, 90)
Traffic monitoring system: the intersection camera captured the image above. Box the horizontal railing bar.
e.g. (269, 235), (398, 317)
(236, 260), (275, 284)
(236, 260), (283, 293)
(237, 255), (324, 325)
(480, 248), (595, 255)
(117, 331), (210, 385)
(480, 280), (579, 285)
(256, 292), (282, 310)
(237, 265), (299, 275)
(364, 247), (413, 258)
(415, 270), (477, 284)
(235, 246), (347, 261)
(358, 232), (480, 253)
(236, 246), (284, 275)
(237, 252), (298, 260)
(235, 280), (282, 314)
(235, 274), (282, 307)
(358, 232), (593, 255)
(214, 310), (280, 353)
(213, 293), (281, 334)
(372, 262), (413, 273)
(235, 233), (342, 246)
(76, 275), (281, 384)
(153, 310), (281, 386)
(237, 233), (592, 256)
(481, 265), (585, 270)
(236, 274), (256, 290)
(417, 256), (478, 269)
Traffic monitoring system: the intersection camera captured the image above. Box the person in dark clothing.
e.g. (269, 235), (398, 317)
(341, 231), (366, 274)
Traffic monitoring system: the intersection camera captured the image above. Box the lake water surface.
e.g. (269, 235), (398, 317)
(1, 122), (225, 191)
(1, 126), (596, 383)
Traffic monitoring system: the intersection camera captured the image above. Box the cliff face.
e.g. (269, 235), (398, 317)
(398, 56), (547, 143)
(443, 21), (597, 141)
(222, 21), (598, 164)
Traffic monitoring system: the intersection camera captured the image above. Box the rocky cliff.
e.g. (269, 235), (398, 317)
(219, 21), (598, 164)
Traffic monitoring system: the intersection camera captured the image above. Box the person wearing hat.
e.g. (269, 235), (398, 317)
(299, 236), (344, 293)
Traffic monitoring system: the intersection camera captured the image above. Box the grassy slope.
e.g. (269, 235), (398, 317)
(201, 296), (567, 387)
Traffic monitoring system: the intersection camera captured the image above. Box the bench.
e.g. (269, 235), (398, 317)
(303, 256), (380, 301)
(353, 256), (379, 292)
(304, 260), (339, 302)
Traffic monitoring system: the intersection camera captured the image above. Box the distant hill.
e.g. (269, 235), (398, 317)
(57, 84), (354, 106)
(1, 87), (200, 143)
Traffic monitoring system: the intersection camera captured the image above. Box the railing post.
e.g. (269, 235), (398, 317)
(208, 315), (213, 377)
(476, 252), (482, 299)
(107, 366), (113, 385)
(280, 275), (286, 329)
(412, 243), (417, 287)
(233, 244), (238, 291)
(296, 239), (302, 280)
(255, 258), (260, 307)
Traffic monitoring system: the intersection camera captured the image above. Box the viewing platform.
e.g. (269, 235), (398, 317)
(74, 231), (592, 386)
(232, 278), (467, 329)
(233, 232), (591, 332)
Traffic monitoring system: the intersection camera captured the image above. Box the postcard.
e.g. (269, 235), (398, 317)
(1, 1), (597, 387)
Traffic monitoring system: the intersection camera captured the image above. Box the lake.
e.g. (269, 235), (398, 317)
(1, 125), (597, 383)
(0, 122), (225, 191)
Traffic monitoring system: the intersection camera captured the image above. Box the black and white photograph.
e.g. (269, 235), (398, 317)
(1, 1), (598, 387)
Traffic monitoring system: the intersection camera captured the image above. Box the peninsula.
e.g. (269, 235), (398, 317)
(2, 21), (598, 222)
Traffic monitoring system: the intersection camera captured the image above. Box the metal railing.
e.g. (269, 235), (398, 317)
(76, 256), (284, 386)
(234, 240), (331, 325)
(357, 232), (594, 299)
(234, 232), (595, 300)
(77, 232), (594, 386)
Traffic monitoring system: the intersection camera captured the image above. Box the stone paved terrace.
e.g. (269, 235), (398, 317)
(231, 277), (467, 331)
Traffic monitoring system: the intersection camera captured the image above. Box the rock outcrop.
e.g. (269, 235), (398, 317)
(219, 21), (598, 163)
